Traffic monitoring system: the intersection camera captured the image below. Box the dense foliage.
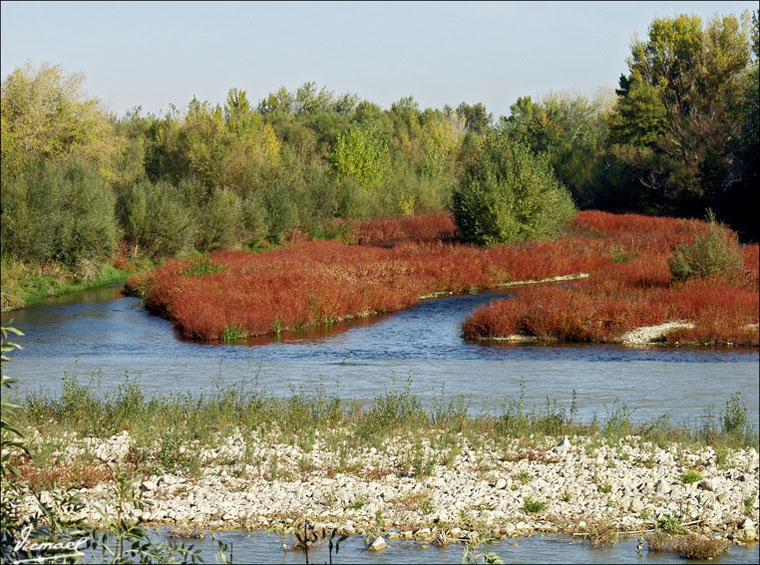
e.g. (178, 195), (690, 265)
(462, 212), (759, 346)
(452, 132), (576, 245)
(1, 11), (757, 307)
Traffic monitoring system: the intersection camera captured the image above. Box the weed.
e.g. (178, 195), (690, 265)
(657, 513), (684, 535)
(744, 495), (755, 515)
(681, 470), (702, 484)
(646, 532), (728, 560)
(523, 497), (547, 513)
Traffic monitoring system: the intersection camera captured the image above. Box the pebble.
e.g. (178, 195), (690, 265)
(368, 536), (387, 551)
(17, 430), (759, 543)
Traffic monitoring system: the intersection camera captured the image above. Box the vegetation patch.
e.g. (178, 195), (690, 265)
(645, 532), (729, 560)
(462, 212), (759, 347)
(126, 211), (618, 341)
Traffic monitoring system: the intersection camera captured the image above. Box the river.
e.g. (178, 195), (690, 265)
(2, 284), (757, 428)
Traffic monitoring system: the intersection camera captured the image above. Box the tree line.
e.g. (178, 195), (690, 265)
(1, 11), (757, 282)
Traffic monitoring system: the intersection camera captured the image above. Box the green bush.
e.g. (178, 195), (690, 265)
(669, 212), (743, 280)
(242, 191), (270, 248)
(1, 156), (120, 271)
(452, 133), (575, 245)
(118, 180), (196, 258)
(198, 188), (244, 250)
(262, 182), (298, 243)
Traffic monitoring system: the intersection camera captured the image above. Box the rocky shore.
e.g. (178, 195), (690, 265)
(16, 429), (759, 543)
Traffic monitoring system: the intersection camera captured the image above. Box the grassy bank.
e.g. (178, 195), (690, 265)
(5, 378), (758, 547)
(0, 253), (146, 310)
(12, 377), (757, 489)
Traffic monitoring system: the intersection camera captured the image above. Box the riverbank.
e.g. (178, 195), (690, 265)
(0, 257), (141, 310)
(124, 210), (759, 345)
(9, 381), (758, 545)
(12, 429), (760, 544)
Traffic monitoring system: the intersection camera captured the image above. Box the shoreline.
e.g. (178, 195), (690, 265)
(14, 430), (759, 543)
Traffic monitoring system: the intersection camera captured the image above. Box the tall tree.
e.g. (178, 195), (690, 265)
(607, 12), (754, 216)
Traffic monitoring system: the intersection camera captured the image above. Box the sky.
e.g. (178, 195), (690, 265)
(1, 1), (757, 118)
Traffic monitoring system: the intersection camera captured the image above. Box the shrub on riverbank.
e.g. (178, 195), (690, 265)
(452, 134), (576, 245)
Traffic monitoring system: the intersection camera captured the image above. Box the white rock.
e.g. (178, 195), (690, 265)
(368, 536), (387, 551)
(698, 478), (716, 491)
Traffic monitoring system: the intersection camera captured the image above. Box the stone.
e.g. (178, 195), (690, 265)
(629, 499), (644, 513)
(494, 478), (507, 490)
(698, 478), (716, 491)
(654, 480), (668, 494)
(368, 536), (387, 551)
(739, 517), (754, 530)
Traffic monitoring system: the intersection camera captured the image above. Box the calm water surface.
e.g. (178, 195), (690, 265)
(91, 529), (758, 564)
(2, 284), (757, 428)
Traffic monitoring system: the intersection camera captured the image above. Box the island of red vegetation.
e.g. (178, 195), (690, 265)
(462, 211), (759, 346)
(126, 211), (758, 346)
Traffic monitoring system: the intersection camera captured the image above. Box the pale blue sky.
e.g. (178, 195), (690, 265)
(1, 1), (756, 118)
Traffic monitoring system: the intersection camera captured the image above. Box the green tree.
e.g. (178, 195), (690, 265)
(330, 122), (391, 191)
(502, 92), (611, 206)
(1, 156), (120, 273)
(607, 12), (754, 216)
(1, 63), (117, 177)
(456, 102), (492, 134)
(452, 132), (575, 245)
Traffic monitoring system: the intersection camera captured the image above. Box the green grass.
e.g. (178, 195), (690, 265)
(523, 497), (547, 513)
(10, 376), (758, 482)
(17, 264), (136, 308)
(680, 470), (702, 484)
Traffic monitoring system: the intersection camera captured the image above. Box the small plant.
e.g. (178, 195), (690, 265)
(641, 457), (656, 469)
(657, 513), (684, 535)
(646, 532), (728, 560)
(579, 518), (618, 547)
(180, 256), (225, 277)
(460, 536), (504, 564)
(744, 495), (756, 515)
(681, 470), (702, 484)
(598, 482), (612, 494)
(222, 325), (248, 344)
(345, 496), (367, 511)
(523, 497), (547, 513)
(561, 490), (572, 502)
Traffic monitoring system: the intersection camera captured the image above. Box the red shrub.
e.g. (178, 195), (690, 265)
(338, 212), (457, 245)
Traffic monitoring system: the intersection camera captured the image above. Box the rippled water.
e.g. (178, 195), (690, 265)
(2, 284), (757, 428)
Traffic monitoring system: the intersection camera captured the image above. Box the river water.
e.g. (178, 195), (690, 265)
(103, 529), (757, 564)
(2, 284), (757, 428)
(3, 284), (759, 563)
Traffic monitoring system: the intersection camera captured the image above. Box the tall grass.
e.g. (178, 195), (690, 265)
(16, 377), (757, 462)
